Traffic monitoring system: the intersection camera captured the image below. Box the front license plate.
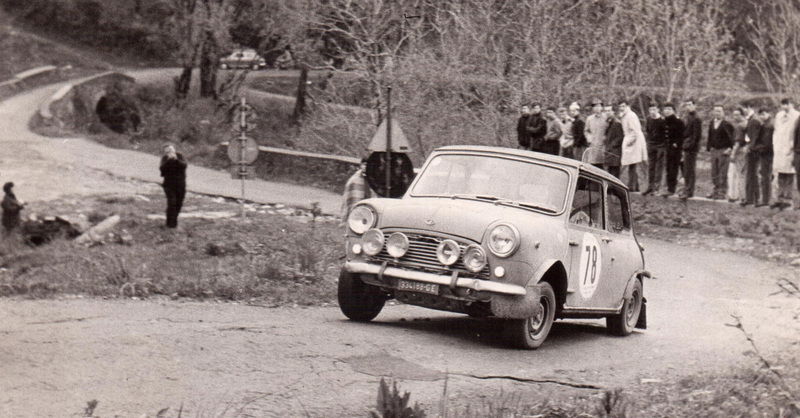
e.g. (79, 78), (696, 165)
(397, 279), (439, 295)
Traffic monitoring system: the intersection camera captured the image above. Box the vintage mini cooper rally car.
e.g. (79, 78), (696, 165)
(339, 146), (649, 349)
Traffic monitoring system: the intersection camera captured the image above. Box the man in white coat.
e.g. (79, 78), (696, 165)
(618, 101), (648, 191)
(771, 98), (799, 209)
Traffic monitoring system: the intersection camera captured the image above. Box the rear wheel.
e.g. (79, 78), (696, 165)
(505, 282), (556, 349)
(337, 269), (386, 322)
(607, 279), (643, 336)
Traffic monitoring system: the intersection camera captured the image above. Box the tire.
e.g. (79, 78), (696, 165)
(337, 269), (386, 322)
(504, 282), (556, 349)
(607, 278), (643, 336)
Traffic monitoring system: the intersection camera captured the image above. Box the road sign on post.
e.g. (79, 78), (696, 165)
(228, 96), (259, 218)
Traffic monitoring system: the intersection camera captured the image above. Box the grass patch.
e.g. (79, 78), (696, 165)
(0, 193), (342, 306)
(374, 356), (800, 417)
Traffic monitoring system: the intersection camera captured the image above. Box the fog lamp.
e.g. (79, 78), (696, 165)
(436, 239), (460, 266)
(463, 245), (487, 273)
(362, 229), (385, 256)
(386, 232), (410, 258)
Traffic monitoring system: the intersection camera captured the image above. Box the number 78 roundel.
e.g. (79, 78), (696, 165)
(578, 232), (603, 299)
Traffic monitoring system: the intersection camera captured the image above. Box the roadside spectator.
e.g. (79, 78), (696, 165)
(618, 100), (648, 191)
(2, 182), (24, 236)
(727, 108), (748, 203)
(661, 103), (684, 197)
(516, 104), (531, 150)
(558, 107), (575, 159)
(752, 109), (775, 207)
(569, 102), (587, 161)
(742, 103), (762, 207)
(342, 158), (375, 219)
(644, 103), (666, 195)
(795, 110), (800, 210)
(771, 99), (799, 210)
(706, 105), (735, 200)
(605, 105), (624, 178)
(160, 143), (188, 229)
(526, 103), (547, 153)
(680, 99), (702, 201)
(542, 107), (563, 156)
(584, 99), (608, 167)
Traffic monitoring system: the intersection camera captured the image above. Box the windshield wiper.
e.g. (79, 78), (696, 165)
(449, 194), (501, 202)
(497, 199), (557, 214)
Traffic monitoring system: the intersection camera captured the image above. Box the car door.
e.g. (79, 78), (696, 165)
(565, 175), (615, 309)
(603, 183), (641, 307)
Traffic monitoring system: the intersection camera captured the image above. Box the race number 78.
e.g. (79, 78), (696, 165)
(583, 245), (598, 285)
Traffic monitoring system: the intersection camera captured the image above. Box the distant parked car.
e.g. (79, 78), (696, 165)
(219, 49), (266, 70)
(339, 146), (650, 349)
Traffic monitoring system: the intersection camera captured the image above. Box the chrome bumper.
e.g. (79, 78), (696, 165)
(345, 261), (526, 296)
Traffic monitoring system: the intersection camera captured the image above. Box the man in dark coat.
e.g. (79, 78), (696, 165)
(752, 109), (774, 207)
(160, 143), (188, 228)
(706, 105), (735, 199)
(644, 103), (666, 195)
(741, 103), (762, 206)
(679, 99), (702, 200)
(795, 110), (800, 210)
(569, 102), (587, 161)
(2, 182), (23, 235)
(526, 103), (547, 152)
(661, 103), (684, 196)
(605, 105), (624, 178)
(516, 105), (531, 150)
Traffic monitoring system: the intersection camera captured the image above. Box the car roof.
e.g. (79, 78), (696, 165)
(433, 145), (628, 189)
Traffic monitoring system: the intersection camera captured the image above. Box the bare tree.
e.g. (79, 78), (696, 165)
(745, 0), (800, 98)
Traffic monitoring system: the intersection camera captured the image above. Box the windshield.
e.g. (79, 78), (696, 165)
(411, 154), (570, 213)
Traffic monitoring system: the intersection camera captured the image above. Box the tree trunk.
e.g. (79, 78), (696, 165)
(199, 31), (218, 100)
(175, 67), (193, 100)
(292, 65), (309, 122)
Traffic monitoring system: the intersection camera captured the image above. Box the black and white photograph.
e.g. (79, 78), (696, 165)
(0, 0), (799, 416)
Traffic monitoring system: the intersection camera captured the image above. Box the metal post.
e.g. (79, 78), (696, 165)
(240, 96), (247, 218)
(385, 86), (392, 197)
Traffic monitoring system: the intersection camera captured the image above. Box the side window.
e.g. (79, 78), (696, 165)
(606, 186), (631, 233)
(570, 177), (604, 229)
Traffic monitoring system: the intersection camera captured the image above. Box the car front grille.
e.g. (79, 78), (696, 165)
(369, 232), (491, 278)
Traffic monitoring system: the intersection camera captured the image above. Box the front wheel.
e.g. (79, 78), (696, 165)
(606, 279), (643, 336)
(337, 270), (386, 322)
(504, 282), (556, 349)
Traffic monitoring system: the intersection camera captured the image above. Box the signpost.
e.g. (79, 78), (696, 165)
(229, 96), (259, 218)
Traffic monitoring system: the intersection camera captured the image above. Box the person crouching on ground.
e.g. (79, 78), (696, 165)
(342, 158), (375, 219)
(2, 182), (24, 237)
(160, 143), (187, 229)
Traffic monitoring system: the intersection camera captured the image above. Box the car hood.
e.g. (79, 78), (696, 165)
(369, 197), (558, 243)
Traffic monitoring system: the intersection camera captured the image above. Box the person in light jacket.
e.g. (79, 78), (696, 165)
(771, 99), (799, 209)
(618, 100), (648, 191)
(584, 99), (608, 167)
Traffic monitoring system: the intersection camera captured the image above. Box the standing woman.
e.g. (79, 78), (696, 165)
(160, 143), (187, 229)
(2, 182), (24, 236)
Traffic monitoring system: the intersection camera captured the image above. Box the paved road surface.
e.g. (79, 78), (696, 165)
(0, 73), (341, 214)
(0, 77), (798, 417)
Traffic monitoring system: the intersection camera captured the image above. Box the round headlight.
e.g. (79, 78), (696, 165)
(348, 205), (376, 235)
(463, 244), (487, 273)
(487, 224), (520, 258)
(362, 229), (385, 256)
(436, 239), (460, 266)
(386, 232), (409, 258)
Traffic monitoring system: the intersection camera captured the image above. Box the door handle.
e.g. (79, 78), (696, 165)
(601, 238), (613, 243)
(569, 241), (579, 246)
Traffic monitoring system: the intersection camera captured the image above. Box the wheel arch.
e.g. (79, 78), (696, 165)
(531, 259), (568, 314)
